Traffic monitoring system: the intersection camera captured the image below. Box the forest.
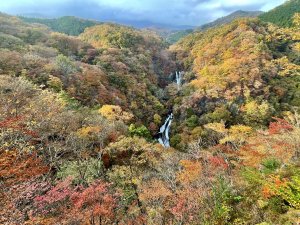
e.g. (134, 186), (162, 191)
(259, 0), (300, 27)
(0, 0), (300, 224)
(19, 16), (101, 36)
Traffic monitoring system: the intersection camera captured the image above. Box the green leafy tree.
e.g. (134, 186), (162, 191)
(129, 124), (151, 139)
(153, 114), (162, 125)
(57, 158), (104, 185)
(55, 54), (78, 76)
(243, 100), (274, 127)
(186, 115), (199, 128)
(293, 13), (300, 27)
(47, 75), (63, 92)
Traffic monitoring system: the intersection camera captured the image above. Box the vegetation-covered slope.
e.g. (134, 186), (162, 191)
(19, 16), (101, 36)
(79, 23), (165, 50)
(200, 10), (263, 30)
(169, 16), (300, 148)
(0, 13), (175, 126)
(164, 29), (194, 44)
(259, 0), (300, 27)
(161, 10), (263, 45)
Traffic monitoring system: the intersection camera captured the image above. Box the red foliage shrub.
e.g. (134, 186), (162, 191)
(34, 177), (73, 215)
(108, 131), (118, 143)
(32, 178), (119, 224)
(0, 116), (38, 138)
(13, 178), (51, 215)
(169, 197), (195, 223)
(268, 117), (293, 135)
(0, 151), (49, 186)
(209, 156), (229, 170)
(71, 181), (118, 224)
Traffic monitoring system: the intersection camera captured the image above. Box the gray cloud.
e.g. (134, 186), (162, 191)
(0, 0), (286, 27)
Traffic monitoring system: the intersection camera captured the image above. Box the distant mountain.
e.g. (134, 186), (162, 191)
(18, 13), (195, 31)
(18, 13), (51, 19)
(18, 14), (195, 44)
(17, 10), (263, 43)
(117, 19), (195, 30)
(200, 10), (263, 30)
(143, 27), (194, 44)
(19, 16), (101, 36)
(165, 29), (194, 44)
(259, 0), (300, 27)
(161, 10), (263, 44)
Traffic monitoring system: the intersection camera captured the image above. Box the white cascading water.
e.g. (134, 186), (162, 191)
(157, 113), (173, 148)
(175, 71), (182, 90)
(157, 71), (183, 148)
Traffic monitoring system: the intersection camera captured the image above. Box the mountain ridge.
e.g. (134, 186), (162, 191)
(199, 10), (263, 30)
(164, 10), (263, 44)
(19, 15), (101, 36)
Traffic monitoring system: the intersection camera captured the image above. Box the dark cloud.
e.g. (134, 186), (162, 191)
(0, 0), (286, 27)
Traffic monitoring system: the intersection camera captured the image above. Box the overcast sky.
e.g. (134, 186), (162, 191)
(0, 0), (286, 26)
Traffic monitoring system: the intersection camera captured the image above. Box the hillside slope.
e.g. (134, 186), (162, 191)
(19, 16), (101, 36)
(163, 10), (263, 44)
(0, 13), (175, 125)
(259, 0), (300, 27)
(169, 17), (300, 148)
(200, 10), (263, 30)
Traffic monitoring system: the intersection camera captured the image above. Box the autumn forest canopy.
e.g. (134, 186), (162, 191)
(1, 0), (300, 224)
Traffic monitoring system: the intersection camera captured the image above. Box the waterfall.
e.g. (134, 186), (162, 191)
(157, 113), (173, 148)
(155, 70), (183, 148)
(175, 71), (182, 90)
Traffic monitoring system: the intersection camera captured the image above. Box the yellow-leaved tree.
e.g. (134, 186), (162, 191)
(293, 13), (300, 27)
(99, 105), (133, 123)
